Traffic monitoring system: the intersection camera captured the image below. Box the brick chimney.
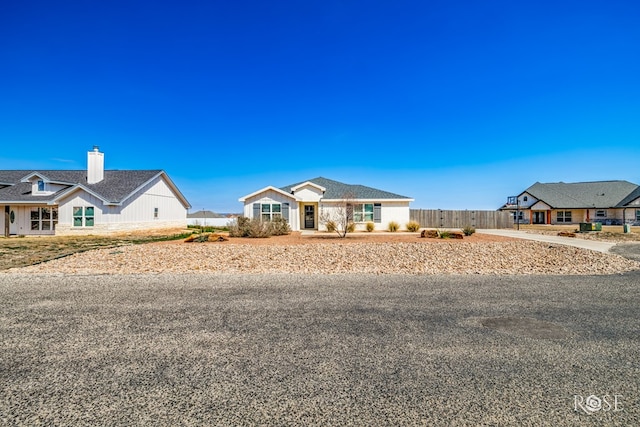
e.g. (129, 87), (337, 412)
(87, 146), (104, 184)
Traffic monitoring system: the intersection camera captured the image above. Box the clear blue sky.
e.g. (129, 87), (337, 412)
(2, 1), (639, 212)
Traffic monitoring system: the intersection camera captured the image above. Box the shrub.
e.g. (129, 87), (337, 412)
(325, 220), (337, 233)
(406, 221), (420, 232)
(365, 222), (375, 232)
(347, 222), (356, 233)
(268, 216), (291, 236)
(437, 229), (451, 239)
(388, 221), (400, 232)
(462, 224), (476, 236)
(229, 216), (273, 238)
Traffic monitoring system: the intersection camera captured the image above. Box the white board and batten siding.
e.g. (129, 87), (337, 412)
(243, 189), (299, 231)
(56, 176), (187, 234)
(319, 200), (411, 231)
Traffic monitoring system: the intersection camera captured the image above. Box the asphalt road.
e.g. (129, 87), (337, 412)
(1, 272), (639, 426)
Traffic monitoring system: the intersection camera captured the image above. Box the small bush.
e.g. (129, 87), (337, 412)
(388, 221), (400, 232)
(229, 216), (274, 238)
(347, 222), (356, 233)
(462, 224), (476, 236)
(406, 221), (420, 232)
(365, 222), (375, 232)
(437, 229), (451, 239)
(325, 221), (337, 233)
(269, 216), (291, 236)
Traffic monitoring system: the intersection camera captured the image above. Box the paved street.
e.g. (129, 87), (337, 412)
(1, 272), (638, 426)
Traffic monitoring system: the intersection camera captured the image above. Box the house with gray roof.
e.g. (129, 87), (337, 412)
(1, 147), (191, 236)
(239, 177), (414, 231)
(500, 180), (640, 225)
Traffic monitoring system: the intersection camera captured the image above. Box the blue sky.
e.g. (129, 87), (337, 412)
(1, 1), (639, 212)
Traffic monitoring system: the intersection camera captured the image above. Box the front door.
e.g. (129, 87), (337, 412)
(533, 212), (545, 224)
(304, 205), (315, 229)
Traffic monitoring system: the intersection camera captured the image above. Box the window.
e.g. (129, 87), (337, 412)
(513, 211), (524, 221)
(37, 180), (45, 192)
(595, 210), (607, 218)
(353, 204), (374, 222)
(73, 206), (94, 227)
(636, 210), (640, 221)
(523, 196), (528, 202)
(557, 211), (572, 223)
(261, 203), (281, 221)
(154, 207), (159, 219)
(30, 207), (58, 231)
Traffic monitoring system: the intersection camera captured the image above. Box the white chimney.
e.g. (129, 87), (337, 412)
(87, 146), (104, 184)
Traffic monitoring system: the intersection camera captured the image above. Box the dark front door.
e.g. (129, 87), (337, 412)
(304, 205), (315, 229)
(533, 212), (545, 224)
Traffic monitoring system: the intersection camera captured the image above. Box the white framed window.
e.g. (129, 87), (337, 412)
(30, 207), (58, 231)
(513, 211), (524, 221)
(154, 207), (159, 219)
(557, 211), (572, 223)
(353, 203), (374, 222)
(261, 203), (282, 221)
(37, 180), (45, 192)
(595, 210), (607, 218)
(73, 206), (95, 227)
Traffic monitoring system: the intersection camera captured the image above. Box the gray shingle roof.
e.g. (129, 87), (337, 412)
(0, 170), (165, 204)
(523, 180), (639, 208)
(281, 177), (412, 200)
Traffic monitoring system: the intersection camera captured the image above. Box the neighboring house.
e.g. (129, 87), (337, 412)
(500, 180), (640, 225)
(239, 177), (414, 231)
(0, 147), (191, 236)
(187, 210), (238, 227)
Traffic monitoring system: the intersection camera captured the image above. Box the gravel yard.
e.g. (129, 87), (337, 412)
(8, 237), (640, 275)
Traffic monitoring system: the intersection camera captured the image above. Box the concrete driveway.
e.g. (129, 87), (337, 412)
(477, 229), (617, 253)
(1, 273), (638, 426)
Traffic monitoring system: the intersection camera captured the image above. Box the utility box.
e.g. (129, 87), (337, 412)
(624, 224), (631, 233)
(579, 222), (602, 232)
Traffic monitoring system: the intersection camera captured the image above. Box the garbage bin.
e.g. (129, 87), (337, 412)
(579, 223), (591, 232)
(624, 224), (631, 233)
(594, 222), (602, 231)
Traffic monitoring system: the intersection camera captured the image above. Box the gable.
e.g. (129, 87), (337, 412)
(525, 180), (639, 208)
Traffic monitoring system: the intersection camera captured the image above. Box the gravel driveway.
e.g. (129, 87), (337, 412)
(1, 272), (638, 426)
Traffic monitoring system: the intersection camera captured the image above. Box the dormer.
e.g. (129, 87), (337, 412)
(21, 173), (72, 196)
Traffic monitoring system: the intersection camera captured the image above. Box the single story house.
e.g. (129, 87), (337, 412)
(500, 180), (640, 225)
(1, 147), (191, 236)
(239, 177), (414, 231)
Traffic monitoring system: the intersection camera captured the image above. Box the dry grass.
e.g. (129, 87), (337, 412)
(0, 229), (192, 270)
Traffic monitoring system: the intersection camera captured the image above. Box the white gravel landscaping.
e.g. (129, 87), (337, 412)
(8, 240), (639, 275)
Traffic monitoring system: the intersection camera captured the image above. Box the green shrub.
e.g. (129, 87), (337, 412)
(325, 221), (337, 233)
(347, 222), (356, 233)
(437, 229), (451, 239)
(462, 224), (476, 236)
(406, 221), (420, 232)
(388, 221), (400, 232)
(365, 222), (375, 232)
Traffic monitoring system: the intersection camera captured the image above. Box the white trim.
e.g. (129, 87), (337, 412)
(239, 186), (300, 202)
(290, 181), (326, 193)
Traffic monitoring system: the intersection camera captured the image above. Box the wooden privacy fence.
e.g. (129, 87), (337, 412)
(410, 209), (512, 229)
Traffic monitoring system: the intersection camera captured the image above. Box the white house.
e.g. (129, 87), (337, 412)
(239, 177), (414, 231)
(0, 147), (191, 236)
